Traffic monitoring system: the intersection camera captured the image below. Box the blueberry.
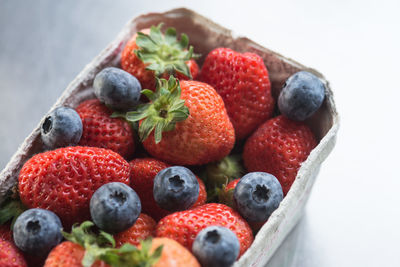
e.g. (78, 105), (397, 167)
(278, 71), (325, 121)
(41, 106), (83, 148)
(90, 182), (141, 233)
(13, 208), (63, 256)
(93, 67), (141, 111)
(192, 226), (240, 267)
(233, 172), (283, 222)
(153, 166), (199, 211)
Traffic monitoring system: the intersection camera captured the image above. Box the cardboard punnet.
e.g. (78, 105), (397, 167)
(0, 8), (339, 266)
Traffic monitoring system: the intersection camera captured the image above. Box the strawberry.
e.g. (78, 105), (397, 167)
(0, 224), (12, 242)
(114, 213), (156, 247)
(124, 76), (235, 165)
(76, 99), (135, 159)
(45, 221), (163, 267)
(139, 238), (200, 267)
(0, 239), (27, 267)
(18, 146), (131, 228)
(200, 47), (275, 139)
(155, 203), (253, 257)
(44, 241), (109, 267)
(121, 24), (199, 91)
(243, 115), (317, 195)
(129, 158), (207, 221)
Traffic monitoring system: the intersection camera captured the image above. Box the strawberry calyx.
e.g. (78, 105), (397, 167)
(117, 76), (189, 143)
(218, 185), (235, 208)
(202, 155), (243, 202)
(0, 198), (26, 227)
(135, 23), (198, 79)
(64, 221), (162, 267)
(204, 155), (244, 188)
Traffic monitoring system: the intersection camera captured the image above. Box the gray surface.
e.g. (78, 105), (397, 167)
(1, 1), (400, 267)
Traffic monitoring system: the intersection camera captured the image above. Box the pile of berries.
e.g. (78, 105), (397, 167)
(0, 24), (325, 267)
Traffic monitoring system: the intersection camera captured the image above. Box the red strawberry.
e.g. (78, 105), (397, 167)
(76, 99), (135, 158)
(44, 241), (109, 267)
(127, 77), (235, 165)
(0, 239), (27, 267)
(0, 224), (12, 242)
(155, 203), (253, 257)
(121, 24), (199, 91)
(200, 48), (275, 139)
(114, 213), (156, 247)
(243, 115), (317, 195)
(129, 158), (207, 221)
(18, 146), (131, 228)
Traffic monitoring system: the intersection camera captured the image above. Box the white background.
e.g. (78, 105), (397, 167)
(0, 1), (399, 266)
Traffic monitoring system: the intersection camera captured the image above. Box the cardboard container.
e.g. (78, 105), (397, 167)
(0, 8), (339, 266)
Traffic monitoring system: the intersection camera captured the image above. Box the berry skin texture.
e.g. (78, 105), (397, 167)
(233, 172), (283, 223)
(44, 241), (109, 267)
(278, 71), (325, 121)
(13, 209), (62, 257)
(18, 146), (131, 228)
(76, 99), (135, 158)
(121, 28), (199, 91)
(114, 213), (156, 247)
(0, 224), (13, 242)
(41, 107), (83, 149)
(243, 115), (317, 195)
(200, 48), (274, 139)
(94, 67), (142, 111)
(0, 239), (27, 267)
(142, 80), (235, 165)
(139, 238), (200, 267)
(153, 166), (199, 212)
(155, 203), (253, 257)
(192, 226), (240, 267)
(90, 182), (141, 234)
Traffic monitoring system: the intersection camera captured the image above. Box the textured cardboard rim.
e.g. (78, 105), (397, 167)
(0, 8), (339, 266)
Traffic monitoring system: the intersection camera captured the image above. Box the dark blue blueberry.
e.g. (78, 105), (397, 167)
(41, 106), (83, 148)
(233, 172), (283, 222)
(278, 71), (325, 121)
(93, 67), (141, 111)
(13, 208), (63, 256)
(192, 226), (240, 267)
(90, 182), (141, 233)
(153, 166), (199, 211)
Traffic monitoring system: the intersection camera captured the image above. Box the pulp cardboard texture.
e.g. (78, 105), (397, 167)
(0, 8), (339, 266)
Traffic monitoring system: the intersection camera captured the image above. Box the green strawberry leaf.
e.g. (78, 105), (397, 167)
(63, 221), (163, 267)
(0, 199), (26, 227)
(119, 76), (189, 144)
(134, 23), (198, 79)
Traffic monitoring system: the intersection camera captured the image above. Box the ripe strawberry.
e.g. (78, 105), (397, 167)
(139, 238), (200, 267)
(155, 203), (253, 257)
(18, 146), (131, 228)
(200, 47), (275, 139)
(125, 77), (235, 165)
(129, 158), (207, 221)
(243, 115), (317, 195)
(121, 24), (199, 91)
(44, 241), (109, 267)
(0, 239), (27, 267)
(0, 224), (12, 242)
(114, 213), (156, 247)
(76, 99), (135, 158)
